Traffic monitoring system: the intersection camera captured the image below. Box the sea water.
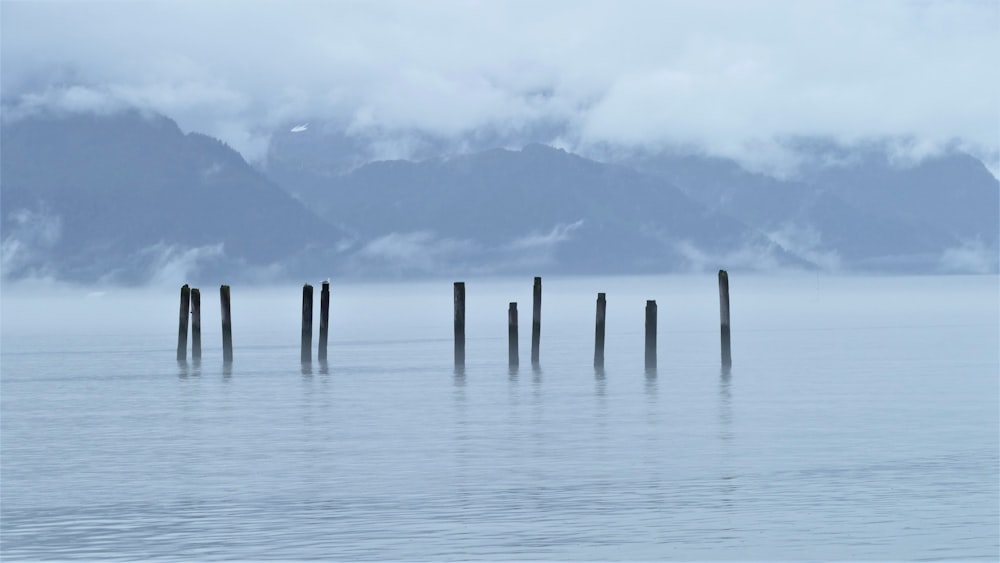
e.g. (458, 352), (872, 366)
(1, 274), (997, 560)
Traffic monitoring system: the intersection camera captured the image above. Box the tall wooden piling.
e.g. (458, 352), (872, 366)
(220, 285), (233, 363)
(454, 282), (465, 367)
(318, 281), (330, 362)
(177, 284), (190, 361)
(508, 302), (519, 367)
(719, 269), (732, 367)
(594, 292), (606, 368)
(301, 284), (313, 364)
(531, 276), (542, 366)
(645, 300), (657, 369)
(191, 288), (201, 361)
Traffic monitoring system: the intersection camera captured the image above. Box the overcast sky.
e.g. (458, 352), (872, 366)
(2, 0), (998, 171)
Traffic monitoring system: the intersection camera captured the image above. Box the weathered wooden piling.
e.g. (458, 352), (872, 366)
(594, 292), (606, 368)
(301, 284), (313, 364)
(508, 302), (519, 367)
(719, 269), (732, 367)
(191, 288), (201, 361)
(318, 281), (330, 362)
(177, 284), (190, 361)
(531, 276), (542, 366)
(220, 285), (233, 363)
(454, 282), (465, 367)
(645, 300), (657, 369)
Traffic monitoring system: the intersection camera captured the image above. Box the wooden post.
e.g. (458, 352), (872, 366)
(594, 292), (606, 368)
(719, 269), (732, 367)
(645, 300), (657, 369)
(176, 284), (190, 361)
(220, 285), (233, 363)
(191, 288), (201, 361)
(301, 284), (313, 364)
(318, 281), (330, 362)
(531, 276), (541, 366)
(508, 302), (519, 367)
(454, 282), (465, 367)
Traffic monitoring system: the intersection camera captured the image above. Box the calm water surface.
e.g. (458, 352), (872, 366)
(2, 275), (998, 560)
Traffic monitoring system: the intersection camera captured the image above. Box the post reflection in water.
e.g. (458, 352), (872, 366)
(508, 365), (519, 382)
(644, 367), (658, 399)
(3, 274), (995, 561)
(719, 366), (733, 443)
(593, 367), (606, 398)
(176, 360), (201, 379)
(177, 360), (201, 379)
(718, 366), (736, 510)
(176, 360), (189, 379)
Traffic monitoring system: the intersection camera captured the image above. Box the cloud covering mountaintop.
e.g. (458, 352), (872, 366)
(2, 1), (997, 175)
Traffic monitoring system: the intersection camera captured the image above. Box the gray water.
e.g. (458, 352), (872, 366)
(2, 274), (997, 560)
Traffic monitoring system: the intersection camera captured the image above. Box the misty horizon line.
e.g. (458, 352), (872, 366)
(4, 266), (996, 294)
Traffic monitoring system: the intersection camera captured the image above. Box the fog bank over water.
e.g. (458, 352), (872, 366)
(4, 275), (996, 361)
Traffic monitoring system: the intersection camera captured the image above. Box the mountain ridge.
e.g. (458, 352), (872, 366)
(3, 109), (997, 283)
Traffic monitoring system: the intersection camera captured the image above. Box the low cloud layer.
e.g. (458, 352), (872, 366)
(2, 1), (997, 172)
(1, 206), (63, 280)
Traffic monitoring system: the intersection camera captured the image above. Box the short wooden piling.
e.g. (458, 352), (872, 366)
(177, 284), (190, 361)
(454, 282), (465, 367)
(318, 281), (330, 362)
(594, 292), (606, 368)
(645, 300), (657, 369)
(508, 302), (519, 367)
(531, 276), (542, 366)
(301, 284), (313, 364)
(220, 285), (233, 363)
(191, 288), (201, 361)
(719, 269), (732, 367)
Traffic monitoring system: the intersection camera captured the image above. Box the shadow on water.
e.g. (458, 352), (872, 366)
(300, 363), (313, 376)
(594, 367), (606, 397)
(222, 362), (232, 379)
(318, 360), (329, 375)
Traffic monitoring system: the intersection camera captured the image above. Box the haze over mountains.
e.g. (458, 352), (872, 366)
(2, 109), (997, 284)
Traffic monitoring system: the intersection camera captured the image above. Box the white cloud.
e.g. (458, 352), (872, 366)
(492, 220), (586, 270)
(939, 239), (999, 274)
(355, 231), (478, 275)
(506, 220), (584, 250)
(671, 238), (789, 273)
(1, 207), (63, 279)
(766, 223), (842, 272)
(139, 243), (225, 287)
(1, 0), (996, 171)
